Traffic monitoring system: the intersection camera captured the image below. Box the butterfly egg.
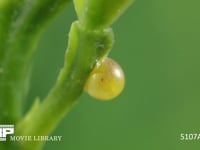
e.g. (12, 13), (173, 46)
(84, 57), (125, 100)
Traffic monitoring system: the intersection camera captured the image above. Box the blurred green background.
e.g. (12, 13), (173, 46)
(26, 0), (200, 150)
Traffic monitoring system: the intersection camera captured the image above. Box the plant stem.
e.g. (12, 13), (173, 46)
(0, 0), (71, 124)
(16, 21), (114, 150)
(0, 0), (71, 150)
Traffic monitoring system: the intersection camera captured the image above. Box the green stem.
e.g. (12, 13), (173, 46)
(0, 0), (26, 124)
(0, 0), (71, 123)
(0, 0), (71, 150)
(16, 21), (114, 150)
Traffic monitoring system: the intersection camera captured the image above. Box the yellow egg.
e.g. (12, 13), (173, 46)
(84, 57), (125, 100)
